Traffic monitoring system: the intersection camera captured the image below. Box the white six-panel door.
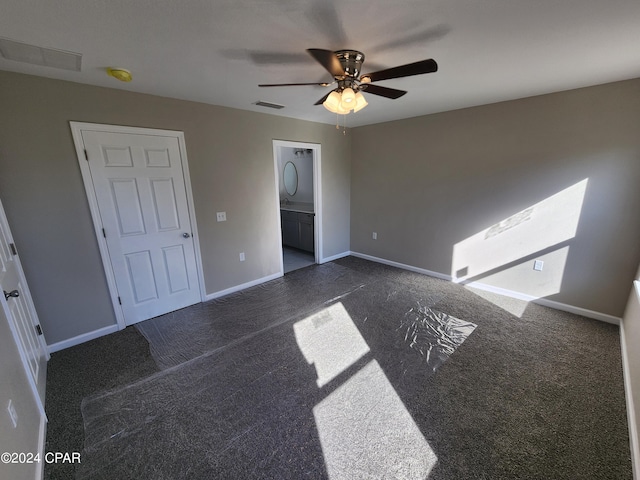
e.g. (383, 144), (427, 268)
(72, 124), (203, 326)
(0, 198), (49, 412)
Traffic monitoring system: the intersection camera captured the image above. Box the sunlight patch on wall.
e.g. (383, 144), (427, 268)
(479, 245), (570, 298)
(464, 245), (571, 317)
(294, 302), (370, 387)
(313, 360), (437, 479)
(452, 179), (588, 285)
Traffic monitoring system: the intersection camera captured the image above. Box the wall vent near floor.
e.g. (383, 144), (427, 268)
(0, 37), (82, 71)
(254, 101), (285, 109)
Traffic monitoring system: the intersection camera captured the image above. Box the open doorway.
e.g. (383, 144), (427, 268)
(273, 140), (322, 274)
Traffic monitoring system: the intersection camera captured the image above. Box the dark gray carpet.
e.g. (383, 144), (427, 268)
(44, 327), (158, 480)
(45, 256), (632, 479)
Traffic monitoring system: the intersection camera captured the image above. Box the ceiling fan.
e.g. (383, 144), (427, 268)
(259, 49), (438, 114)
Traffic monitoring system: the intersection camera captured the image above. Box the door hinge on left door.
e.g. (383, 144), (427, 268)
(35, 325), (43, 336)
(9, 243), (17, 255)
(84, 149), (88, 161)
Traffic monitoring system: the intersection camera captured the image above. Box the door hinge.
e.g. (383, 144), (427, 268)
(102, 228), (106, 238)
(35, 324), (43, 336)
(9, 243), (17, 255)
(84, 149), (88, 161)
(118, 296), (122, 305)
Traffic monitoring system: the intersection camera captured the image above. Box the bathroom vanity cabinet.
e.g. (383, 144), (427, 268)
(281, 210), (314, 253)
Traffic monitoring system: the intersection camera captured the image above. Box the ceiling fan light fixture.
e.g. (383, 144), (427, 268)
(353, 91), (368, 113)
(340, 87), (355, 107)
(259, 48), (438, 122)
(336, 101), (351, 115)
(323, 91), (342, 113)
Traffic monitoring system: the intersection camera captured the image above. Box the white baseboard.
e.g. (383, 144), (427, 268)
(204, 272), (282, 301)
(620, 320), (640, 480)
(350, 251), (453, 281)
(47, 323), (119, 353)
(532, 296), (621, 325)
(462, 280), (539, 302)
(320, 250), (352, 264)
(37, 412), (47, 480)
(47, 272), (284, 352)
(465, 279), (621, 325)
(350, 251), (621, 324)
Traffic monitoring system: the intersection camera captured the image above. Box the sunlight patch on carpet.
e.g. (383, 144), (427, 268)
(314, 360), (437, 479)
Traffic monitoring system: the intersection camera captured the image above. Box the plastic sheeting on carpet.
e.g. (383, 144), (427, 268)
(136, 262), (447, 370)
(79, 263), (476, 479)
(401, 303), (477, 372)
(136, 262), (371, 369)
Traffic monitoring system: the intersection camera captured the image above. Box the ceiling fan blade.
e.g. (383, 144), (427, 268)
(372, 25), (450, 53)
(220, 49), (315, 66)
(307, 49), (345, 78)
(249, 52), (315, 65)
(306, 0), (348, 46)
(314, 92), (332, 105)
(362, 59), (438, 83)
(259, 82), (331, 87)
(362, 84), (407, 99)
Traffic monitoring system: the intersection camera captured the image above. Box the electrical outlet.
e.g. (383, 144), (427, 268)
(7, 400), (17, 428)
(239, 252), (245, 262)
(216, 212), (227, 222)
(372, 232), (377, 240)
(533, 260), (544, 271)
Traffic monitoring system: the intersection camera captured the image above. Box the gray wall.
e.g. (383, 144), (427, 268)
(0, 71), (351, 344)
(351, 78), (640, 317)
(2, 68), (638, 344)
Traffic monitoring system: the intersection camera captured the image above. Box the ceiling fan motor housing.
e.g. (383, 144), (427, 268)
(334, 50), (365, 80)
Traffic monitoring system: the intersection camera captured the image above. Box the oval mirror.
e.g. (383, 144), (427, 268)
(283, 161), (298, 196)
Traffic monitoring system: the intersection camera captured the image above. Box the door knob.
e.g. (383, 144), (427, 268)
(182, 232), (191, 238)
(4, 290), (19, 300)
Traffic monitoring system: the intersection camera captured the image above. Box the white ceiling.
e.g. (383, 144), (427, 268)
(1, 0), (639, 127)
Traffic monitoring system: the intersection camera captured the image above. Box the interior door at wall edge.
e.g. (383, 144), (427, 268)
(0, 198), (49, 408)
(82, 129), (201, 326)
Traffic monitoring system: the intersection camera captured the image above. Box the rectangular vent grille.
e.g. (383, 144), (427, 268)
(0, 37), (82, 71)
(254, 101), (285, 110)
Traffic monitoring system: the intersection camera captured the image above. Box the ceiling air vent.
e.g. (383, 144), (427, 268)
(254, 101), (285, 110)
(0, 37), (82, 71)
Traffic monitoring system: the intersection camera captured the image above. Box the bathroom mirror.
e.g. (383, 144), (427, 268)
(283, 161), (298, 196)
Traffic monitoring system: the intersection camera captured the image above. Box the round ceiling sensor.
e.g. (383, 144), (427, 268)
(107, 67), (132, 82)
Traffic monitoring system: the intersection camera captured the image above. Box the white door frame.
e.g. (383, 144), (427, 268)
(70, 122), (206, 330)
(272, 140), (322, 275)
